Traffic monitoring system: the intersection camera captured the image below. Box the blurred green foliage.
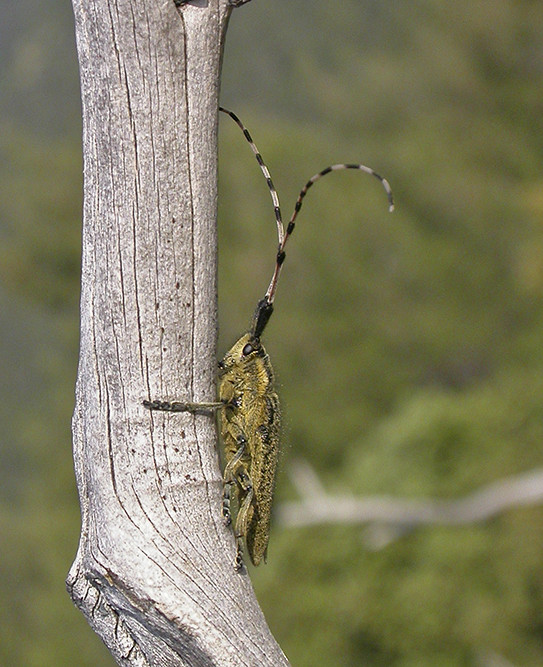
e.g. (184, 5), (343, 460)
(2, 0), (543, 665)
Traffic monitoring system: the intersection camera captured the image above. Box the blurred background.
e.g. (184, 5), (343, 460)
(2, 0), (543, 664)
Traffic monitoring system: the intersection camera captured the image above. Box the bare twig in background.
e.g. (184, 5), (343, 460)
(280, 459), (543, 539)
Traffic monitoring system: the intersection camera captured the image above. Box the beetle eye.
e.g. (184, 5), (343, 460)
(242, 343), (254, 356)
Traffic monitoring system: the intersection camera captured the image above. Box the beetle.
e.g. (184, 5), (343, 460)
(144, 107), (393, 569)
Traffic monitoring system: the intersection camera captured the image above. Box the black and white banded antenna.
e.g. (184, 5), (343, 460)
(219, 106), (394, 338)
(265, 163), (394, 306)
(219, 107), (284, 250)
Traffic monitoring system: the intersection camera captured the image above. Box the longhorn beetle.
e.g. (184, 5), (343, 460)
(144, 107), (394, 570)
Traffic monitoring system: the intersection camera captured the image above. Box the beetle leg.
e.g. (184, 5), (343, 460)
(233, 466), (254, 570)
(222, 435), (247, 527)
(143, 399), (224, 413)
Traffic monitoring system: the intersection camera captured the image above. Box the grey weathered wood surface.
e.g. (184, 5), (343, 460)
(67, 0), (289, 664)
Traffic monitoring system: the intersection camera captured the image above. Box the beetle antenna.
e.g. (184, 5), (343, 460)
(264, 164), (394, 305)
(219, 107), (394, 335)
(219, 107), (284, 247)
